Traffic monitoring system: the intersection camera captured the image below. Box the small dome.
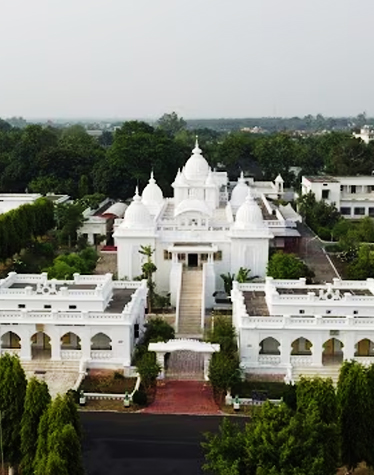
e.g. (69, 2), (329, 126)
(174, 198), (212, 217)
(234, 189), (264, 229)
(122, 188), (153, 229)
(230, 171), (249, 208)
(205, 169), (216, 186)
(173, 169), (188, 187)
(275, 174), (284, 183)
(184, 137), (210, 182)
(142, 171), (164, 205)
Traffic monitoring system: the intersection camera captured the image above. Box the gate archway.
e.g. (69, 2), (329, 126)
(148, 339), (220, 381)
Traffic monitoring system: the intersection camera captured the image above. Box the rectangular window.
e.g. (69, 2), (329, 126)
(200, 254), (208, 262)
(163, 250), (172, 260)
(351, 185), (356, 194)
(214, 251), (222, 261)
(299, 310), (305, 314)
(353, 310), (358, 315)
(340, 207), (351, 216)
(354, 207), (365, 216)
(18, 304), (25, 309)
(322, 189), (330, 199)
(69, 305), (77, 310)
(369, 208), (374, 217)
(44, 305), (51, 309)
(340, 185), (344, 192)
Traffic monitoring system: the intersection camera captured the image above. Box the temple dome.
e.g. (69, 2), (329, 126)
(122, 188), (153, 229)
(174, 198), (212, 217)
(234, 189), (264, 229)
(142, 172), (163, 205)
(184, 138), (210, 182)
(230, 172), (249, 208)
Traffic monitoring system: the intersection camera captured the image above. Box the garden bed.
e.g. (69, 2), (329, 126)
(79, 369), (136, 394)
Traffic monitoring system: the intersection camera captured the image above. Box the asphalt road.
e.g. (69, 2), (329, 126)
(81, 412), (245, 475)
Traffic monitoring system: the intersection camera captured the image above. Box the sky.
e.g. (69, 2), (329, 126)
(0, 0), (373, 119)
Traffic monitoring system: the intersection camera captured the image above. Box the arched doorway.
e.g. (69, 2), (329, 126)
(91, 333), (112, 350)
(1, 331), (21, 355)
(291, 337), (312, 355)
(355, 339), (374, 357)
(61, 332), (81, 350)
(323, 338), (344, 365)
(259, 337), (281, 355)
(31, 332), (51, 360)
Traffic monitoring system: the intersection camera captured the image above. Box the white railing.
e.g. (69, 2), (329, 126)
(1, 348), (21, 357)
(240, 315), (374, 330)
(237, 283), (265, 291)
(61, 349), (82, 360)
(201, 264), (206, 330)
(112, 280), (142, 289)
(174, 264), (183, 332)
(258, 355), (281, 365)
(353, 356), (374, 366)
(90, 350), (113, 359)
(290, 355), (313, 366)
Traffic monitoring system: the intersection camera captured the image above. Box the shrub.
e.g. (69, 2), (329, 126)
(132, 389), (148, 406)
(207, 315), (237, 355)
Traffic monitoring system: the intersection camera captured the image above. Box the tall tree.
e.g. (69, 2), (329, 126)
(156, 112), (187, 136)
(20, 378), (51, 475)
(337, 360), (369, 472)
(0, 354), (27, 471)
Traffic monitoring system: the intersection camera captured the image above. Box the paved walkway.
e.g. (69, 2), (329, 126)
(142, 381), (220, 415)
(298, 223), (339, 283)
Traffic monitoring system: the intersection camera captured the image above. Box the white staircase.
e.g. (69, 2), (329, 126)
(292, 365), (340, 385)
(21, 360), (80, 398)
(177, 269), (203, 338)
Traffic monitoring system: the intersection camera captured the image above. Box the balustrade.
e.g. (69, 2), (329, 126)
(258, 355), (281, 365)
(61, 350), (82, 360)
(1, 348), (21, 357)
(90, 350), (113, 359)
(290, 355), (313, 366)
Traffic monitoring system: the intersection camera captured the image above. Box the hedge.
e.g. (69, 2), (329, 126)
(0, 198), (55, 261)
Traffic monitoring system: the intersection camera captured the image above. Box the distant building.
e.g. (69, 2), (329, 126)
(301, 175), (374, 218)
(353, 125), (374, 144)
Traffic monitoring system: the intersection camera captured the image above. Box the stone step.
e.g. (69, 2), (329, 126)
(292, 365), (340, 384)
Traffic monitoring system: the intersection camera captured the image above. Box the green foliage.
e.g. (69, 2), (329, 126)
(156, 111), (187, 136)
(202, 418), (245, 475)
(220, 268), (254, 294)
(208, 352), (241, 399)
(267, 251), (314, 280)
(203, 399), (339, 475)
(207, 316), (237, 355)
(55, 202), (85, 247)
(136, 352), (161, 390)
(347, 245), (374, 279)
(0, 198), (54, 261)
(0, 354), (27, 466)
(139, 245), (157, 312)
(132, 389), (148, 406)
(337, 360), (371, 471)
(34, 393), (83, 475)
(20, 378), (51, 475)
(45, 247), (99, 279)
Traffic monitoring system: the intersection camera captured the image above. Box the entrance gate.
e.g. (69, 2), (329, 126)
(148, 339), (220, 381)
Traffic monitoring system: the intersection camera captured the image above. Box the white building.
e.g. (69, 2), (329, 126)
(0, 272), (147, 369)
(114, 140), (300, 306)
(232, 277), (374, 383)
(0, 193), (68, 214)
(302, 175), (374, 218)
(79, 199), (127, 245)
(353, 125), (374, 144)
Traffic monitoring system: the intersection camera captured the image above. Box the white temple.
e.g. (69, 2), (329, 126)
(114, 139), (297, 303)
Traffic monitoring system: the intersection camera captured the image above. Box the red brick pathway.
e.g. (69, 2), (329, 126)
(142, 380), (221, 415)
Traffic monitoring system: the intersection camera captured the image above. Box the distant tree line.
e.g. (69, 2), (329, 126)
(1, 113), (374, 201)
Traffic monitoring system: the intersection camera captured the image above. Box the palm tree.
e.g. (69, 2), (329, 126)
(139, 245), (157, 313)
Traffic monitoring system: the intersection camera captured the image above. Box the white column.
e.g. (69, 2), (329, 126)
(51, 334), (61, 361)
(280, 334), (291, 367)
(81, 333), (91, 360)
(156, 352), (165, 379)
(204, 353), (212, 381)
(343, 331), (355, 361)
(20, 335), (32, 361)
(312, 334), (324, 366)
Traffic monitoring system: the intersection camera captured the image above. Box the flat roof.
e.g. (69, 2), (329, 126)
(304, 176), (339, 183)
(243, 291), (269, 316)
(104, 289), (133, 313)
